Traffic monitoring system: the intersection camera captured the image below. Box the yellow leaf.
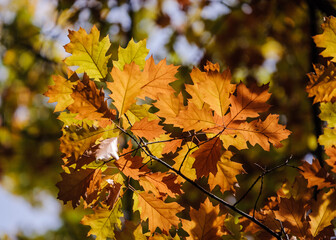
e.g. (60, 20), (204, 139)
(64, 26), (111, 81)
(318, 127), (336, 148)
(44, 74), (77, 112)
(173, 142), (197, 181)
(81, 199), (123, 240)
(190, 62), (235, 117)
(313, 16), (336, 61)
(309, 189), (336, 237)
(60, 124), (104, 159)
(108, 62), (143, 116)
(113, 38), (149, 70)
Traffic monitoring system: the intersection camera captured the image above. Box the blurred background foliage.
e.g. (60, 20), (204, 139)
(0, 0), (333, 239)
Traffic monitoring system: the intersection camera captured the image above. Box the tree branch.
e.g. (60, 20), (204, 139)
(114, 122), (282, 240)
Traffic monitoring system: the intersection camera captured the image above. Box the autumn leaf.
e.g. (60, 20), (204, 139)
(68, 74), (115, 127)
(237, 114), (291, 151)
(85, 168), (103, 207)
(56, 168), (98, 208)
(313, 16), (336, 61)
(81, 198), (123, 240)
(309, 189), (336, 237)
(325, 147), (336, 173)
(274, 197), (309, 238)
(134, 191), (184, 233)
(192, 137), (223, 178)
(131, 117), (165, 141)
(230, 83), (270, 121)
(114, 221), (147, 240)
(174, 103), (217, 132)
(64, 25), (111, 81)
(208, 151), (244, 193)
(139, 172), (181, 199)
(44, 74), (77, 112)
(114, 143), (149, 180)
(222, 215), (245, 240)
(162, 138), (183, 154)
(123, 104), (160, 128)
(153, 92), (184, 123)
(299, 158), (335, 190)
(139, 56), (179, 100)
(173, 142), (197, 181)
(60, 124), (104, 159)
(108, 62), (143, 116)
(190, 62), (235, 117)
(306, 62), (336, 103)
(320, 102), (336, 127)
(182, 198), (226, 240)
(113, 38), (149, 70)
(318, 127), (336, 148)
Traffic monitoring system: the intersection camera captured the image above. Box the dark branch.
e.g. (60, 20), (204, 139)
(114, 122), (282, 240)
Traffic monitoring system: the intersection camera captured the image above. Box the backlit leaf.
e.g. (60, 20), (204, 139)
(64, 25), (111, 81)
(134, 191), (184, 233)
(313, 16), (336, 61)
(113, 38), (149, 70)
(81, 198), (123, 240)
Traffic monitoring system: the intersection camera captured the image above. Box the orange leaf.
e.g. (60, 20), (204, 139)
(190, 61), (235, 117)
(208, 151), (244, 193)
(299, 159), (335, 190)
(237, 114), (291, 151)
(139, 56), (179, 100)
(192, 137), (223, 178)
(114, 144), (149, 180)
(153, 92), (184, 123)
(162, 138), (183, 154)
(134, 192), (184, 233)
(182, 198), (226, 240)
(230, 82), (271, 121)
(108, 62), (143, 116)
(139, 172), (181, 199)
(68, 74), (115, 127)
(175, 103), (217, 132)
(131, 117), (165, 141)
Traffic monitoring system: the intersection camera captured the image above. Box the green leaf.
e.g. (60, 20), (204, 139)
(113, 39), (149, 70)
(64, 26), (111, 81)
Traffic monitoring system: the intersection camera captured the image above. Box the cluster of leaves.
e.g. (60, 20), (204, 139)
(45, 19), (336, 239)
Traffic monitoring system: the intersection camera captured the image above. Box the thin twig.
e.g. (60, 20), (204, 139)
(114, 122), (282, 240)
(253, 175), (264, 218)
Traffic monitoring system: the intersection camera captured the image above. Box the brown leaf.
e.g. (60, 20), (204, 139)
(68, 74), (115, 127)
(56, 168), (97, 208)
(192, 137), (223, 178)
(300, 158), (335, 190)
(274, 198), (309, 238)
